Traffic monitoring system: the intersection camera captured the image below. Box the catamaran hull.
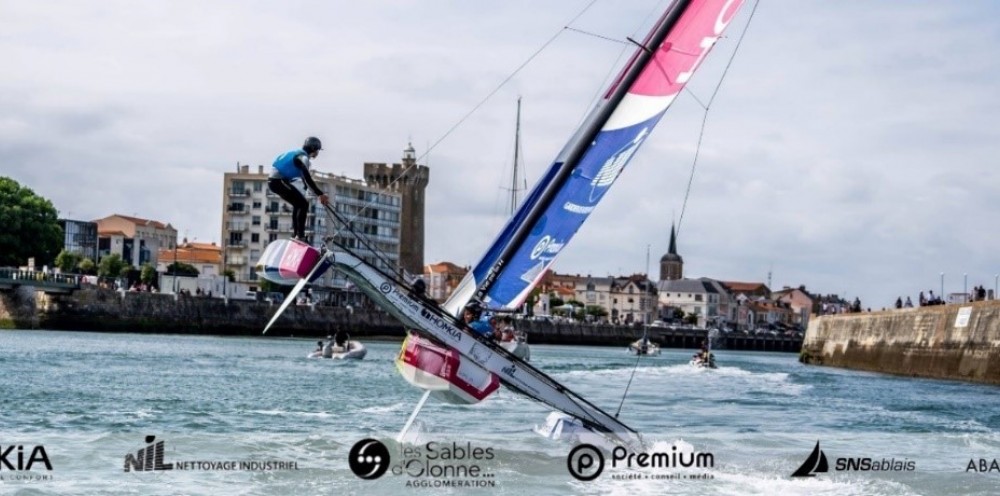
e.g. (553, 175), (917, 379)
(328, 249), (643, 449)
(396, 333), (500, 404)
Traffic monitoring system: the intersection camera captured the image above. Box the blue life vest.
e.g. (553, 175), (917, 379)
(468, 320), (493, 338)
(273, 149), (306, 179)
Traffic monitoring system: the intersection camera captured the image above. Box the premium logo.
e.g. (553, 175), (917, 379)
(568, 443), (714, 482)
(349, 439), (390, 480)
(567, 444), (604, 481)
(790, 441), (914, 477)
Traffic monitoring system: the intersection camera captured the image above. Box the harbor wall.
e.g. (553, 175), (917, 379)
(0, 287), (801, 351)
(800, 300), (1000, 385)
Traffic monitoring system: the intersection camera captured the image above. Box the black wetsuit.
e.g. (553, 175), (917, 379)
(268, 152), (324, 239)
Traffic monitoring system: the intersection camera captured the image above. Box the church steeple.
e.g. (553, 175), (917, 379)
(659, 222), (683, 281)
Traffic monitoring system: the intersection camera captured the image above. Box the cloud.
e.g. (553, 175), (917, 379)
(3, 0), (1000, 309)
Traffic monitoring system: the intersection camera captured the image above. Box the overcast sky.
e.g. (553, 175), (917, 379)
(3, 0), (999, 309)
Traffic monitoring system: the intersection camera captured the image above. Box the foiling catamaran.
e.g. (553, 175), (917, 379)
(257, 0), (746, 451)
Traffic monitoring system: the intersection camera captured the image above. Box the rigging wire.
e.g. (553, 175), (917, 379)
(675, 0), (760, 238)
(614, 0), (760, 416)
(327, 0), (604, 271)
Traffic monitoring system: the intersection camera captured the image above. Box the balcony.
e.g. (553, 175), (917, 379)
(228, 189), (251, 197)
(227, 205), (248, 214)
(227, 222), (249, 231)
(227, 240), (248, 249)
(226, 256), (247, 266)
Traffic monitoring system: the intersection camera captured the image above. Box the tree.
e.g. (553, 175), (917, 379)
(140, 263), (157, 285)
(0, 177), (63, 266)
(98, 254), (130, 278)
(54, 250), (82, 273)
(166, 262), (199, 277)
(78, 258), (96, 275)
(223, 269), (235, 282)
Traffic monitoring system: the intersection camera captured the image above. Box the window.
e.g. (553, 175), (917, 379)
(252, 216), (261, 226)
(251, 233), (260, 243)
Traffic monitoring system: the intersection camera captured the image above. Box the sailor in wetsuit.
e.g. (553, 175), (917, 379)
(461, 300), (493, 338)
(268, 137), (330, 241)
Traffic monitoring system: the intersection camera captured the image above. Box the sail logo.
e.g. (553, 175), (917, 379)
(529, 236), (563, 261)
(790, 441), (915, 477)
(588, 128), (648, 202)
(791, 441), (827, 477)
(124, 436), (174, 472)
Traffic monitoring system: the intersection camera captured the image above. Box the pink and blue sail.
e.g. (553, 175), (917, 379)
(448, 0), (746, 312)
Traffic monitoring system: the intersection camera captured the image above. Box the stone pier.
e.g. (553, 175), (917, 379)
(800, 300), (1000, 385)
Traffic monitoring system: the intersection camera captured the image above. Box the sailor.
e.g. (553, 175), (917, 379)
(334, 329), (350, 350)
(322, 335), (334, 358)
(268, 137), (330, 241)
(314, 340), (324, 352)
(461, 300), (493, 338)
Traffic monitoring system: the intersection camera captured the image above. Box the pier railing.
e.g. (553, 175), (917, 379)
(0, 267), (81, 294)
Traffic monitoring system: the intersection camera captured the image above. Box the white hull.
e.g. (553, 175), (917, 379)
(328, 249), (643, 450)
(689, 357), (717, 369)
(307, 340), (367, 360)
(500, 338), (530, 361)
(628, 339), (660, 356)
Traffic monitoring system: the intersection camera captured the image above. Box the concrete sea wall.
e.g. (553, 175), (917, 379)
(0, 287), (801, 351)
(800, 300), (1000, 385)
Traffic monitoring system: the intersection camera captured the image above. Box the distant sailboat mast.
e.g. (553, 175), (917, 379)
(510, 97), (525, 216)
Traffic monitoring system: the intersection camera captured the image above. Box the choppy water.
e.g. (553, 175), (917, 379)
(1, 329), (998, 495)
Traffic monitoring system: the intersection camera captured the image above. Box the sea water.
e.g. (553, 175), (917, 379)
(1, 329), (998, 495)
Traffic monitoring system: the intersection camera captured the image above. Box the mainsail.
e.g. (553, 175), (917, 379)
(446, 0), (745, 314)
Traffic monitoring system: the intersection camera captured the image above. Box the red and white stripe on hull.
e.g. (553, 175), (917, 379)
(395, 333), (499, 405)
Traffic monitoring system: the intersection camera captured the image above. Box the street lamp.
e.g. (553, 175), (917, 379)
(940, 272), (944, 302)
(994, 274), (998, 300)
(964, 273), (968, 302)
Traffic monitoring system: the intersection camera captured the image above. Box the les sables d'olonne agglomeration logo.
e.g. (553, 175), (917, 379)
(0, 444), (53, 482)
(124, 435), (300, 474)
(567, 443), (715, 482)
(791, 441), (915, 477)
(349, 438), (499, 488)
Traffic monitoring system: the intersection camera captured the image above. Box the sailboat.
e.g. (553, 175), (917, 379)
(257, 0), (746, 450)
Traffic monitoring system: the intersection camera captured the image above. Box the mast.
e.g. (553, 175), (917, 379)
(473, 0), (694, 303)
(510, 97), (523, 216)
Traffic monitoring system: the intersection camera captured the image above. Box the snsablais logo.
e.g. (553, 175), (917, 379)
(790, 441), (914, 477)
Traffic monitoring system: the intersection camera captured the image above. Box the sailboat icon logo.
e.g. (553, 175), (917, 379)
(791, 441), (829, 477)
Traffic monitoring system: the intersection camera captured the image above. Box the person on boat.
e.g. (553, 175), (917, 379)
(500, 316), (516, 342)
(334, 329), (350, 350)
(461, 300), (493, 338)
(322, 335), (334, 358)
(268, 136), (330, 241)
(314, 340), (324, 353)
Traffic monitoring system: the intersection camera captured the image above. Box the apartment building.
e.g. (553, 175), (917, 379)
(220, 161), (404, 292)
